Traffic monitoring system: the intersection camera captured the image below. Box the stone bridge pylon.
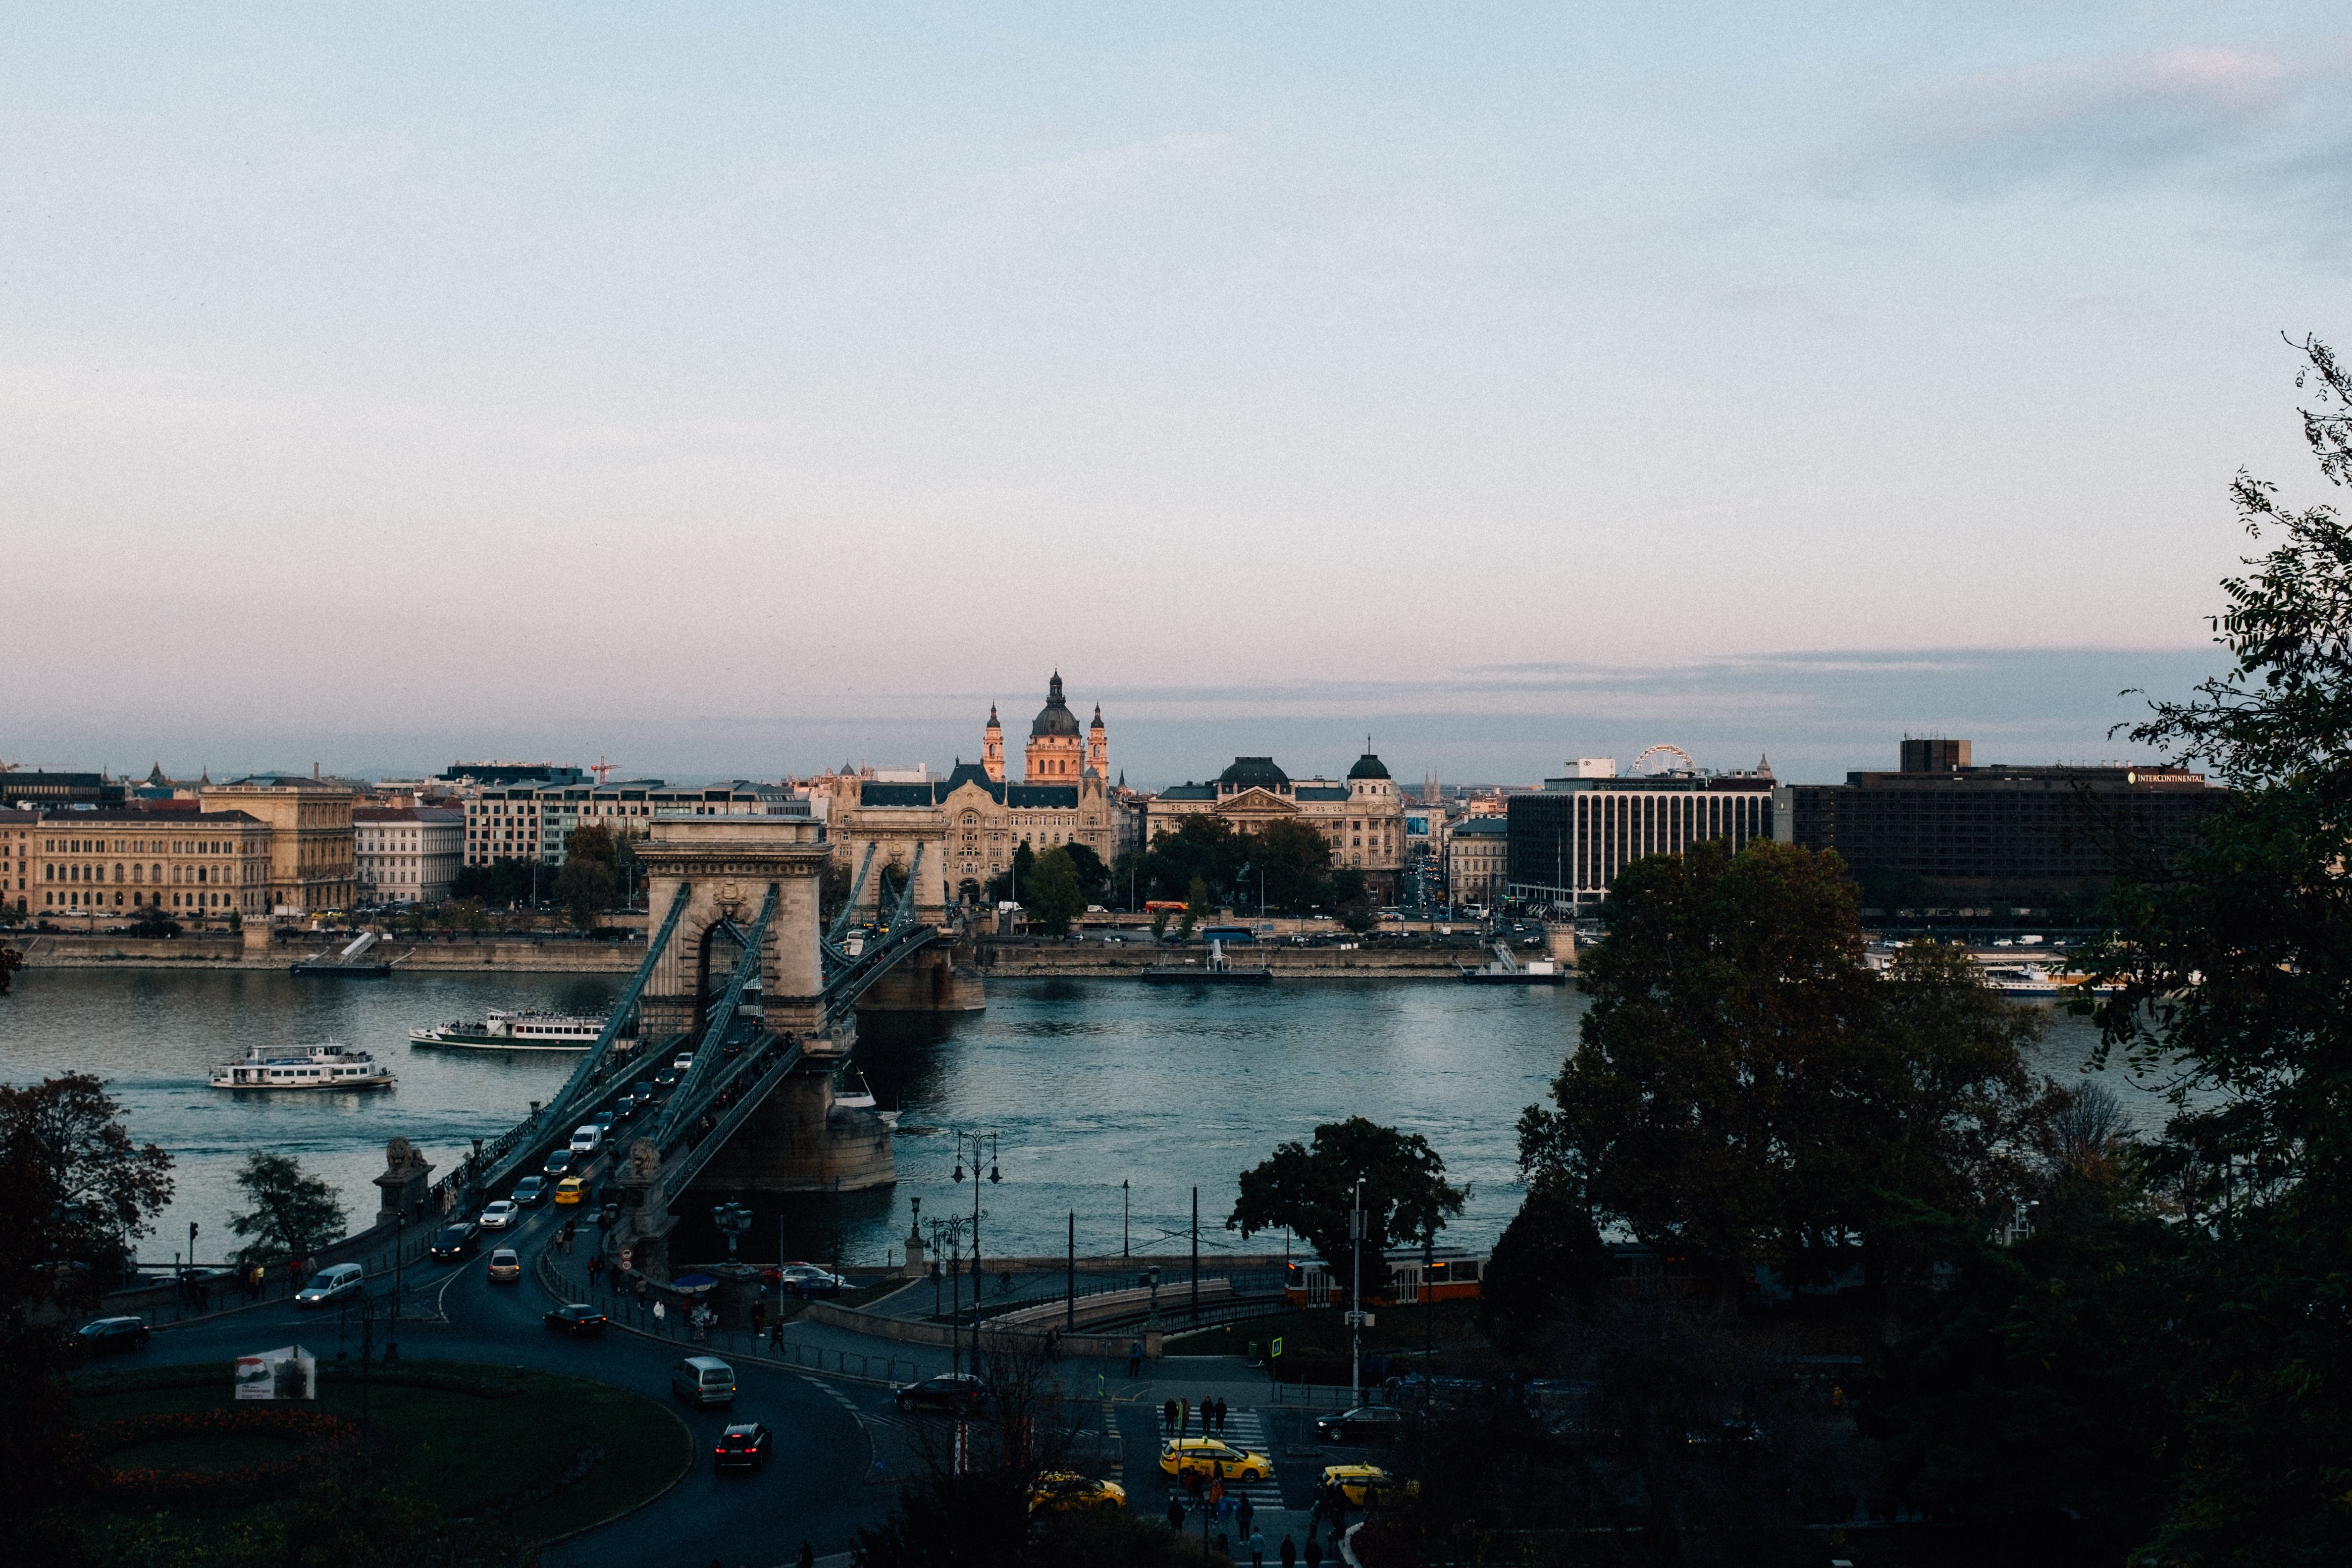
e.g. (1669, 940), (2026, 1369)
(633, 814), (834, 1045)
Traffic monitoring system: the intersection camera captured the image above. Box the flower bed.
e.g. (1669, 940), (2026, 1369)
(84, 1409), (364, 1507)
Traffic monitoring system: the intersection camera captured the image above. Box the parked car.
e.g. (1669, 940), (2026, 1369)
(544, 1303), (608, 1338)
(428, 1221), (479, 1263)
(1316, 1406), (1411, 1444)
(543, 1149), (575, 1179)
(714, 1421), (772, 1470)
(478, 1199), (520, 1231)
(70, 1315), (151, 1356)
(513, 1176), (549, 1207)
(295, 1263), (365, 1308)
(893, 1372), (984, 1414)
(672, 1356), (737, 1406)
(487, 1248), (522, 1284)
(770, 1262), (846, 1298)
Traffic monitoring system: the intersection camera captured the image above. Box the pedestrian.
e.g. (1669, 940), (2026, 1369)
(1305, 1532), (1324, 1568)
(798, 1542), (814, 1568)
(1163, 1398), (1178, 1435)
(769, 1313), (785, 1350)
(1281, 1534), (1297, 1568)
(751, 1299), (766, 1335)
(1179, 1397), (1191, 1436)
(1249, 1528), (1265, 1567)
(1129, 1338), (1144, 1378)
(1166, 1498), (1186, 1533)
(1239, 1493), (1254, 1538)
(1215, 1396), (1229, 1434)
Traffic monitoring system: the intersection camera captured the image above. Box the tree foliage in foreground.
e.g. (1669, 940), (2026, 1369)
(228, 1150), (348, 1264)
(1228, 1116), (1466, 1276)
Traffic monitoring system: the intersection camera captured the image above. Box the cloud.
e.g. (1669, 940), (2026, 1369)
(1866, 40), (2352, 221)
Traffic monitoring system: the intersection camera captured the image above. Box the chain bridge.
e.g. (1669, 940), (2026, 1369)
(465, 813), (980, 1276)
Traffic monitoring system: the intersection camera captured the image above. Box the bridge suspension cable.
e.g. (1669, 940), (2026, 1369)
(651, 882), (779, 1148)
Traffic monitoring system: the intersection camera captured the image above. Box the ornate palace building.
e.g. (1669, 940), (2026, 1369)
(828, 674), (1114, 914)
(1146, 747), (1408, 903)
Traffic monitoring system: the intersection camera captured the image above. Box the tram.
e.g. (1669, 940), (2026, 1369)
(1283, 1249), (1488, 1309)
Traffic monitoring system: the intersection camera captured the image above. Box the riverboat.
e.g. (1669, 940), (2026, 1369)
(409, 1009), (615, 1052)
(209, 1044), (395, 1092)
(289, 931), (394, 979)
(1141, 939), (1274, 986)
(833, 1069), (901, 1128)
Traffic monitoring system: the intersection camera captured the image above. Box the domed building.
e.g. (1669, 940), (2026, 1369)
(1146, 743), (1408, 902)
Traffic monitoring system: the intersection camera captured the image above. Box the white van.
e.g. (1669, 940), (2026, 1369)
(672, 1355), (736, 1406)
(569, 1124), (604, 1154)
(295, 1262), (365, 1308)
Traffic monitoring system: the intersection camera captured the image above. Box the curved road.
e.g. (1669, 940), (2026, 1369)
(139, 1195), (903, 1568)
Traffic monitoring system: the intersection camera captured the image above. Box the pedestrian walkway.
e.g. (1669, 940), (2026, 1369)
(1218, 1407), (1288, 1513)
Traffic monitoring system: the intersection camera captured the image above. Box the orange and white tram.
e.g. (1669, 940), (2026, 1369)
(1283, 1249), (1488, 1309)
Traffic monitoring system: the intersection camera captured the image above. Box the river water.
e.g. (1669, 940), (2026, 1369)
(0, 969), (2167, 1272)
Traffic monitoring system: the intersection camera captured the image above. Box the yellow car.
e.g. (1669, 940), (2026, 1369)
(1322, 1464), (1418, 1509)
(554, 1177), (586, 1205)
(1159, 1438), (1272, 1484)
(1030, 1472), (1127, 1514)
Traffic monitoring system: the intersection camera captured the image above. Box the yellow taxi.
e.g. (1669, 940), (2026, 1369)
(1322, 1464), (1418, 1509)
(1030, 1471), (1127, 1514)
(554, 1177), (587, 1205)
(1159, 1437), (1272, 1484)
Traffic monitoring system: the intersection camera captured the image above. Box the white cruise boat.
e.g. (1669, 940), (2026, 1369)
(833, 1069), (900, 1128)
(409, 1009), (615, 1052)
(210, 1044), (395, 1091)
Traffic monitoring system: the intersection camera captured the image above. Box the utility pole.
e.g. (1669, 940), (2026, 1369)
(1067, 1211), (1076, 1332)
(1350, 1177), (1365, 1408)
(1191, 1186), (1199, 1319)
(1122, 1179), (1129, 1258)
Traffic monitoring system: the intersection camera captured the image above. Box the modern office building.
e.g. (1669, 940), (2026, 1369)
(0, 771), (121, 809)
(1506, 757), (1778, 912)
(457, 779), (805, 871)
(1775, 740), (2221, 906)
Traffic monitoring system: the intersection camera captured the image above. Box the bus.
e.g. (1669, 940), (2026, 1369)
(1143, 900), (1189, 913)
(1284, 1250), (1488, 1309)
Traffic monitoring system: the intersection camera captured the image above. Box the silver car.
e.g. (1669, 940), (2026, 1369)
(295, 1263), (365, 1308)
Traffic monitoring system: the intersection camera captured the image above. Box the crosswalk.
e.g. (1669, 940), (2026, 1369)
(1162, 1407), (1286, 1511)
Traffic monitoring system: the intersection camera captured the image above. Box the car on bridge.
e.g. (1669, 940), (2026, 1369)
(590, 1110), (617, 1132)
(714, 1421), (772, 1470)
(478, 1199), (520, 1230)
(543, 1149), (575, 1179)
(893, 1372), (984, 1415)
(631, 1080), (655, 1100)
(555, 1177), (588, 1205)
(545, 1303), (608, 1338)
(428, 1221), (479, 1263)
(569, 1125), (604, 1155)
(70, 1315), (152, 1357)
(653, 1067), (681, 1089)
(673, 1051), (696, 1072)
(1161, 1438), (1272, 1484)
(488, 1248), (522, 1284)
(513, 1175), (549, 1206)
(296, 1263), (366, 1309)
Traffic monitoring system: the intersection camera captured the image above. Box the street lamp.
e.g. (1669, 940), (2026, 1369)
(1121, 1179), (1129, 1258)
(951, 1130), (1001, 1373)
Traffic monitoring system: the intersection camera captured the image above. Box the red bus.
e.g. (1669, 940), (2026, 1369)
(1143, 900), (1189, 912)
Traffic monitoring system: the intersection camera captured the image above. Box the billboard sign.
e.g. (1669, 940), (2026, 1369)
(234, 1344), (317, 1400)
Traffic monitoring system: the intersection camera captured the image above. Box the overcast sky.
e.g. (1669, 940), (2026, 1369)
(4, 5), (2345, 785)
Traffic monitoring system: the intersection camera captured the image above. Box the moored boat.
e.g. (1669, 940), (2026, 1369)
(1142, 939), (1275, 985)
(209, 1044), (395, 1091)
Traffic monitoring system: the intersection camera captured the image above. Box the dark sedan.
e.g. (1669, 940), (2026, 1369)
(70, 1315), (151, 1357)
(893, 1372), (984, 1414)
(543, 1303), (609, 1339)
(428, 1221), (479, 1263)
(715, 1421), (772, 1470)
(1316, 1406), (1411, 1444)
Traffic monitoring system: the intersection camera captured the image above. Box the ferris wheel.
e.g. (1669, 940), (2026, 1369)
(1631, 743), (1696, 777)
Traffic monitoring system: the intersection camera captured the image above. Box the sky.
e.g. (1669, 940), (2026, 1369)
(3, 5), (2346, 786)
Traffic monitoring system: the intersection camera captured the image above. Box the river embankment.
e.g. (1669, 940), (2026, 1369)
(7, 932), (642, 973)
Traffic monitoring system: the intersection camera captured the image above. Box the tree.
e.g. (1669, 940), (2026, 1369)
(2062, 333), (2352, 1564)
(1021, 848), (1086, 936)
(1229, 1116), (1466, 1280)
(228, 1151), (347, 1264)
(985, 842), (1037, 907)
(1140, 815), (1244, 906)
(0, 941), (18, 996)
(551, 854), (616, 927)
(1477, 1185), (1612, 1355)
(1250, 818), (1331, 914)
(1330, 867), (1376, 933)
(0, 1074), (173, 1560)
(1060, 840), (1109, 905)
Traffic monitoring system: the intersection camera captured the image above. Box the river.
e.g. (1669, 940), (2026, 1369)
(0, 969), (2169, 1272)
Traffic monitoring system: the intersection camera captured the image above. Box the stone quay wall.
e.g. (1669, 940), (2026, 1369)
(9, 932), (641, 974)
(974, 939), (1506, 979)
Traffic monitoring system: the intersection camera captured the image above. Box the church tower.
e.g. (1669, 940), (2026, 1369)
(1024, 672), (1085, 783)
(982, 706), (1004, 784)
(1087, 704), (1108, 778)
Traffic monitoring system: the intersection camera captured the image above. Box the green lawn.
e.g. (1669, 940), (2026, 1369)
(1163, 1300), (1487, 1359)
(73, 1359), (689, 1545)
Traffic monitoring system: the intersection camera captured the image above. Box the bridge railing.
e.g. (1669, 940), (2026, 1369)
(644, 1030), (805, 1203)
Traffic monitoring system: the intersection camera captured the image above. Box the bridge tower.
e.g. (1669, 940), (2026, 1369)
(634, 814), (832, 1043)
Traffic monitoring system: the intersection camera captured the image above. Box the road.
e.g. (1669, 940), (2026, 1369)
(139, 1192), (904, 1568)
